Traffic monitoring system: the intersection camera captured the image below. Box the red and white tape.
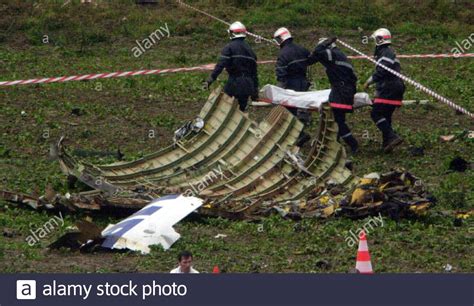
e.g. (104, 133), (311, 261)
(0, 64), (215, 87)
(1, 54), (472, 87)
(175, 0), (474, 119)
(1, 0), (473, 119)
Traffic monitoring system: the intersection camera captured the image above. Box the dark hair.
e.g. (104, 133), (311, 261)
(178, 251), (193, 262)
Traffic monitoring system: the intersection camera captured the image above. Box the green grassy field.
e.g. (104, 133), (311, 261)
(0, 0), (473, 273)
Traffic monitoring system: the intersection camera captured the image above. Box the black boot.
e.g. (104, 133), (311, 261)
(342, 134), (359, 154)
(383, 133), (403, 153)
(375, 118), (401, 152)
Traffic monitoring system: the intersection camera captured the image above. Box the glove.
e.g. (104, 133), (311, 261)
(318, 36), (338, 48)
(205, 76), (214, 90)
(327, 36), (338, 45)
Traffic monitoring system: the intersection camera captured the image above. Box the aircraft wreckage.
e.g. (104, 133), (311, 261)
(1, 87), (434, 220)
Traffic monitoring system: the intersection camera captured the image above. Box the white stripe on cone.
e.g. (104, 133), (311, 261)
(356, 260), (373, 273)
(358, 239), (369, 252)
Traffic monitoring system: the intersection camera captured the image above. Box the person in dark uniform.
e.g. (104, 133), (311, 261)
(273, 27), (312, 147)
(364, 28), (404, 153)
(308, 37), (359, 153)
(206, 21), (258, 112)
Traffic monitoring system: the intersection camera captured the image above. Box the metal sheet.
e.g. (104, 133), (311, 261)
(54, 88), (356, 218)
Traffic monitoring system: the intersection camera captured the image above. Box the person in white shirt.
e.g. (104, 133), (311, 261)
(170, 251), (199, 274)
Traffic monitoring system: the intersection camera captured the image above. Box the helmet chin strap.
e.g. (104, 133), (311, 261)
(229, 33), (245, 40)
(375, 37), (388, 46)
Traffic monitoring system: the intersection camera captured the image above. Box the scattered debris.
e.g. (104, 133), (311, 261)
(453, 218), (463, 227)
(443, 264), (453, 272)
(314, 259), (331, 270)
(408, 146), (424, 157)
(363, 172), (381, 180)
(339, 169), (435, 219)
(348, 268), (360, 274)
(49, 220), (103, 252)
(70, 107), (85, 116)
(214, 234), (227, 239)
(3, 228), (16, 238)
(440, 135), (456, 142)
(274, 169), (434, 220)
(0, 190), (44, 210)
(454, 209), (474, 226)
(173, 117), (205, 143)
(448, 157), (470, 172)
(455, 210), (473, 220)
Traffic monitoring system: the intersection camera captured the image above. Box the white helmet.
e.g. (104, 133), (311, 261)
(371, 28), (392, 46)
(273, 27), (292, 45)
(318, 37), (336, 48)
(228, 21), (247, 39)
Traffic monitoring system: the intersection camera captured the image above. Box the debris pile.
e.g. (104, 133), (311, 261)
(338, 169), (435, 219)
(258, 169), (434, 220)
(44, 87), (355, 218)
(1, 89), (435, 221)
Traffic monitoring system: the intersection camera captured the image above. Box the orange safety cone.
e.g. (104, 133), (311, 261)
(355, 231), (373, 274)
(212, 266), (220, 274)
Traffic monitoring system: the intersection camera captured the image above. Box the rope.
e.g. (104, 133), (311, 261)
(176, 0), (474, 119)
(337, 39), (474, 118)
(176, 0), (276, 45)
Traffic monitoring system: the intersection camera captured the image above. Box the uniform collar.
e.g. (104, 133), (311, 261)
(375, 44), (390, 56)
(280, 39), (293, 49)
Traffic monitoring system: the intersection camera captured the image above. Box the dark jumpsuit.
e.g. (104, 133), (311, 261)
(275, 39), (311, 100)
(370, 44), (405, 141)
(275, 38), (312, 146)
(210, 37), (259, 111)
(308, 41), (358, 150)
